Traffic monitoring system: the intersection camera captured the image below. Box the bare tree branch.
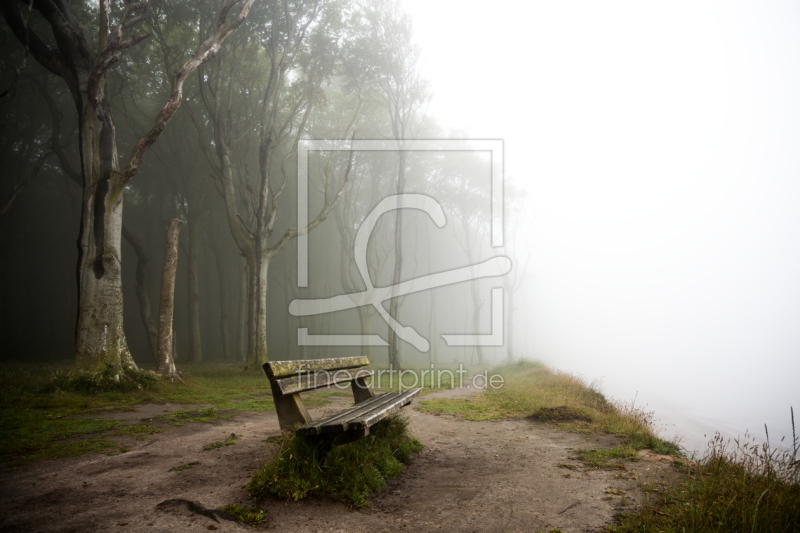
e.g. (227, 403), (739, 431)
(118, 0), (258, 188)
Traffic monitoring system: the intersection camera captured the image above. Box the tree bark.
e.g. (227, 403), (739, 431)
(387, 150), (407, 368)
(236, 256), (248, 362)
(506, 288), (515, 363)
(156, 218), (181, 378)
(73, 93), (139, 374)
(243, 253), (270, 370)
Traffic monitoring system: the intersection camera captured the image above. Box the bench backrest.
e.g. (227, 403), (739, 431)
(262, 356), (373, 396)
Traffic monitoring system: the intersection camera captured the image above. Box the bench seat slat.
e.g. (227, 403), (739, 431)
(297, 391), (400, 435)
(297, 388), (422, 436)
(263, 357), (370, 380)
(347, 388), (421, 431)
(274, 367), (374, 395)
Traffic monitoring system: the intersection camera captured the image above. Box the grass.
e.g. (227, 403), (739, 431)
(248, 413), (423, 508)
(0, 361), (308, 465)
(114, 423), (162, 439)
(417, 359), (680, 467)
(219, 504), (268, 527)
(607, 418), (800, 533)
(0, 360), (450, 466)
(204, 433), (240, 451)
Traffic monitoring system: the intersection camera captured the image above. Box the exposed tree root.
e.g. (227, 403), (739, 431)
(155, 499), (238, 523)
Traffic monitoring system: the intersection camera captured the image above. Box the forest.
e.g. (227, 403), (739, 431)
(0, 0), (525, 376)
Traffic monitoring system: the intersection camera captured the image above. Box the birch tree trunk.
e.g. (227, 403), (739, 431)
(157, 218), (181, 378)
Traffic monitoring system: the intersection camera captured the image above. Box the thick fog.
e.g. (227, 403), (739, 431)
(1, 0), (799, 456)
(405, 0), (800, 451)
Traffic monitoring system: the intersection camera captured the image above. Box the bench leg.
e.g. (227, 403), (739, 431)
(351, 377), (375, 404)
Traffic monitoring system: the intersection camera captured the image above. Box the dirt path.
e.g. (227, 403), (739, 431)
(0, 386), (677, 532)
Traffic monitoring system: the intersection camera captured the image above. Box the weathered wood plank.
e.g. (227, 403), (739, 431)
(297, 388), (421, 435)
(273, 367), (374, 395)
(351, 376), (375, 404)
(348, 389), (421, 430)
(262, 356), (370, 380)
(271, 381), (312, 432)
(297, 391), (400, 435)
(332, 428), (369, 447)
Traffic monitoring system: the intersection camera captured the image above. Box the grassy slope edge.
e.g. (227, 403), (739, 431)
(418, 360), (799, 533)
(419, 360), (680, 463)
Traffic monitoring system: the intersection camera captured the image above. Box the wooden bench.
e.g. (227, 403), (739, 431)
(262, 356), (421, 446)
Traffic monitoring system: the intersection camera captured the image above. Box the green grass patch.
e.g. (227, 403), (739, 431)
(204, 433), (240, 450)
(608, 429), (800, 533)
(0, 361), (283, 465)
(248, 414), (422, 508)
(155, 407), (232, 426)
(0, 359), (458, 466)
(114, 424), (162, 439)
(417, 360), (681, 467)
(577, 445), (638, 468)
(370, 365), (472, 392)
(416, 398), (503, 421)
(220, 504), (268, 527)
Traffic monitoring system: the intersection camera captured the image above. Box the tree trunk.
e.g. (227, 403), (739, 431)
(470, 280), (485, 365)
(236, 256), (248, 362)
(73, 94), (138, 375)
(387, 151), (407, 368)
(425, 224), (437, 365)
(244, 254), (272, 370)
(243, 253), (269, 370)
(358, 307), (373, 360)
(506, 288), (515, 363)
(208, 223), (231, 360)
(186, 217), (203, 362)
(157, 218), (181, 378)
(281, 278), (294, 359)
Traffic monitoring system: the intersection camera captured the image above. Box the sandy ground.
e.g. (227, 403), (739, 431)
(0, 385), (681, 532)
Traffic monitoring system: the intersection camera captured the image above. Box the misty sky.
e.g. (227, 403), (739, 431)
(404, 0), (800, 451)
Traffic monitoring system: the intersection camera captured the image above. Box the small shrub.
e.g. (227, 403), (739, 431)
(248, 414), (422, 508)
